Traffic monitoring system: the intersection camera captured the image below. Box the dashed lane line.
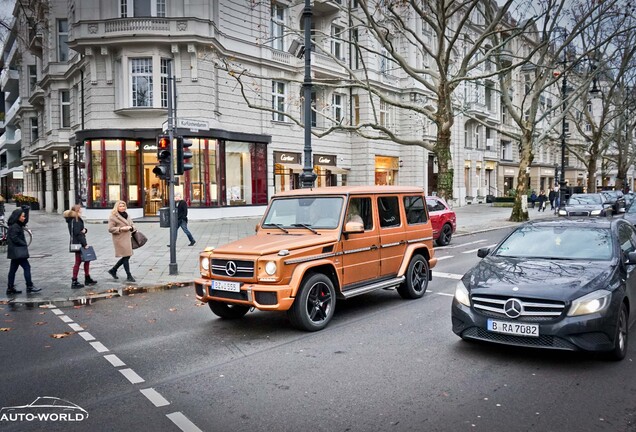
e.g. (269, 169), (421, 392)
(49, 308), (204, 432)
(432, 271), (463, 280)
(167, 412), (204, 432)
(438, 239), (486, 250)
(141, 388), (171, 408)
(435, 255), (453, 261)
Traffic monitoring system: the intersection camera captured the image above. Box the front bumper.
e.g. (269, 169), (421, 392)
(451, 299), (618, 353)
(194, 278), (295, 311)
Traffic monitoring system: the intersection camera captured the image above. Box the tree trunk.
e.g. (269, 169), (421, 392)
(510, 130), (534, 222)
(434, 109), (454, 201)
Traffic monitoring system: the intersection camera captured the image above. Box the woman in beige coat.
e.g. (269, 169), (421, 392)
(107, 201), (136, 282)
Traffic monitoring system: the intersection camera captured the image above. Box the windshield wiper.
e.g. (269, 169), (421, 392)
(291, 223), (320, 234)
(262, 223), (289, 233)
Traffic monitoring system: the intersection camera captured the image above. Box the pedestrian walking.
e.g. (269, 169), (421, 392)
(6, 208), (41, 295)
(0, 194), (5, 220)
(537, 190), (548, 212)
(64, 204), (97, 289)
(529, 191), (537, 208)
(548, 188), (557, 211)
(107, 201), (137, 282)
(174, 193), (196, 246)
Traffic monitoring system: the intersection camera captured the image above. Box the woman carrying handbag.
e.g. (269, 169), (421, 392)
(64, 204), (97, 289)
(107, 201), (136, 282)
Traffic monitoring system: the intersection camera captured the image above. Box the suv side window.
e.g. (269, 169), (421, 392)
(378, 196), (401, 228)
(405, 195), (428, 224)
(347, 197), (373, 230)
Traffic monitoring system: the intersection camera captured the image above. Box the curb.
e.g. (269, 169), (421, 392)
(1, 281), (193, 308)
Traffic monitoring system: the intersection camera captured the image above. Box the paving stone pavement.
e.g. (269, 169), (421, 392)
(0, 202), (556, 306)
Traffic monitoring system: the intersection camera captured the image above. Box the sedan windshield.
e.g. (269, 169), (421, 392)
(568, 194), (602, 205)
(262, 197), (344, 229)
(494, 226), (613, 260)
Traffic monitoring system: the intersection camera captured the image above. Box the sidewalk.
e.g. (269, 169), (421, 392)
(0, 203), (555, 306)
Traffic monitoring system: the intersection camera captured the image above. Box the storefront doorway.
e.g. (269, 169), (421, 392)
(143, 151), (166, 216)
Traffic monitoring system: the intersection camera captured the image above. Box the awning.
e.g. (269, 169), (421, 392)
(315, 165), (350, 174)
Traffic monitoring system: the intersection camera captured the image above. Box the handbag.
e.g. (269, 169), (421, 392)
(69, 220), (81, 252)
(12, 245), (29, 260)
(80, 245), (97, 262)
(131, 230), (148, 249)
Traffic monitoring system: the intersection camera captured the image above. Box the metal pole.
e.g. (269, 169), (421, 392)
(300, 0), (316, 188)
(167, 62), (178, 275)
(559, 49), (567, 215)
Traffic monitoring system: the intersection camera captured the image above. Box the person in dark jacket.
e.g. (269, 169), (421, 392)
(174, 193), (196, 246)
(548, 188), (557, 211)
(6, 208), (40, 295)
(64, 204), (97, 289)
(537, 190), (548, 212)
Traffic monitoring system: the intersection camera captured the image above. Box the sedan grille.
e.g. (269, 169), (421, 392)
(463, 327), (576, 350)
(471, 294), (566, 320)
(567, 211), (590, 216)
(211, 259), (254, 279)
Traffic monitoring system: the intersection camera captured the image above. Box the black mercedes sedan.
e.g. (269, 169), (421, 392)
(558, 193), (613, 217)
(451, 218), (636, 360)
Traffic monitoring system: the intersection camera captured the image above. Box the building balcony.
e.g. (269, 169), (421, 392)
(0, 128), (21, 150)
(28, 29), (43, 57)
(4, 97), (21, 126)
(69, 17), (217, 50)
(313, 0), (341, 16)
(465, 101), (491, 118)
(0, 69), (19, 94)
(499, 49), (514, 67)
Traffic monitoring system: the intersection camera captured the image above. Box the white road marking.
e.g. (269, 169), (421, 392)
(166, 412), (204, 432)
(432, 271), (463, 280)
(440, 239), (486, 249)
(119, 368), (145, 384)
(51, 309), (63, 315)
(68, 323), (84, 332)
(436, 292), (455, 297)
(462, 243), (498, 254)
(78, 331), (95, 341)
(141, 388), (170, 407)
(90, 341), (109, 353)
(435, 255), (453, 261)
(60, 315), (73, 323)
(104, 354), (126, 368)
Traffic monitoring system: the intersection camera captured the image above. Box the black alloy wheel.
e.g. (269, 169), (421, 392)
(397, 254), (429, 299)
(608, 303), (629, 361)
(436, 224), (453, 246)
(288, 273), (336, 332)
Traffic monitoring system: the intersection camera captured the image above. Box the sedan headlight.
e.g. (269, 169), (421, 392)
(454, 281), (471, 307)
(265, 261), (277, 276)
(590, 209), (601, 216)
(567, 290), (611, 316)
(559, 209), (567, 216)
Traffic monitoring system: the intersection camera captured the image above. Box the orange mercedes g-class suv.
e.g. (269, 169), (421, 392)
(194, 186), (437, 331)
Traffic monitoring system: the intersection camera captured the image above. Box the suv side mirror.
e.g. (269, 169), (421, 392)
(344, 221), (364, 234)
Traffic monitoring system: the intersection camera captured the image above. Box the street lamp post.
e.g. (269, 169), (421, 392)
(559, 65), (567, 215)
(299, 0), (317, 188)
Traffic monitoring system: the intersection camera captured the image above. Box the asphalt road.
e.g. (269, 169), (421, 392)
(1, 228), (635, 432)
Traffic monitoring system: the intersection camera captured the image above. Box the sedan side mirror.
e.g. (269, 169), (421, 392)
(627, 251), (636, 265)
(477, 248), (490, 258)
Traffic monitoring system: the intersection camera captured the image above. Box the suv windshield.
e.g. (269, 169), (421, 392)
(262, 197), (344, 229)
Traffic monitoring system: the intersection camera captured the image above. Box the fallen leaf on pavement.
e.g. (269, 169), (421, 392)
(169, 308), (177, 312)
(195, 302), (205, 307)
(147, 319), (157, 324)
(34, 322), (47, 326)
(0, 328), (12, 332)
(50, 332), (74, 339)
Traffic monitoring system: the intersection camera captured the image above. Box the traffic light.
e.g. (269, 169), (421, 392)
(175, 137), (194, 175)
(152, 134), (171, 180)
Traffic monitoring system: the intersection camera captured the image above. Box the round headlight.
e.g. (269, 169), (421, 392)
(265, 261), (277, 275)
(201, 257), (210, 271)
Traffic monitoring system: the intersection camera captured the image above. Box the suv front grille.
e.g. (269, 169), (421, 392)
(471, 294), (565, 321)
(567, 211), (590, 216)
(211, 259), (255, 278)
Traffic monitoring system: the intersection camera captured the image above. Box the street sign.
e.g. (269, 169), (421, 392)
(177, 118), (209, 131)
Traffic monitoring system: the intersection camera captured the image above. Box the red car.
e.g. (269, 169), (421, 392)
(427, 196), (457, 246)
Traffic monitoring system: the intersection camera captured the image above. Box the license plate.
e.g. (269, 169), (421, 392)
(212, 280), (241, 293)
(487, 319), (539, 338)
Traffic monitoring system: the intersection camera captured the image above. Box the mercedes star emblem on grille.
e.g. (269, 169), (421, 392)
(504, 298), (523, 318)
(225, 261), (237, 276)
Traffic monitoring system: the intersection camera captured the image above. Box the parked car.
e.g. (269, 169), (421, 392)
(601, 190), (626, 213)
(622, 200), (636, 226)
(426, 196), (457, 246)
(195, 186), (437, 331)
(558, 193), (614, 217)
(623, 192), (635, 210)
(451, 218), (636, 360)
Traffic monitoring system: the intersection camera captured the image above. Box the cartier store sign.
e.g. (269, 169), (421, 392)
(274, 151), (301, 165)
(313, 154), (336, 166)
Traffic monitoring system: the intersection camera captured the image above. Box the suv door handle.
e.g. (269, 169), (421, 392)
(370, 244), (379, 250)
